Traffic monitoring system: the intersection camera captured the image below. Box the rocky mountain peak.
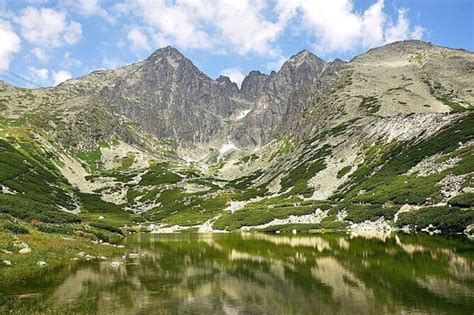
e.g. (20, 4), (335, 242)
(282, 49), (326, 69)
(241, 70), (269, 101)
(149, 45), (185, 59)
(216, 75), (239, 94)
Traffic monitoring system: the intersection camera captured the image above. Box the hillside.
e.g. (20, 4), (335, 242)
(0, 40), (473, 237)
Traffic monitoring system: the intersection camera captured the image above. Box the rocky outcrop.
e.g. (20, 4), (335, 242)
(240, 71), (268, 101)
(233, 50), (328, 147)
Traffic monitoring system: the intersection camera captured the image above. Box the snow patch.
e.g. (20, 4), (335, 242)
(219, 142), (240, 154)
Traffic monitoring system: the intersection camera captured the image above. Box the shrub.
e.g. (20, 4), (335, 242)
(344, 204), (399, 223)
(397, 206), (474, 233)
(89, 222), (123, 235)
(35, 223), (74, 235)
(4, 221), (30, 234)
(448, 193), (474, 208)
(337, 166), (352, 178)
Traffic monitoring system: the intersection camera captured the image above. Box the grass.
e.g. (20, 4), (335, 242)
(138, 162), (182, 186)
(77, 193), (133, 227)
(0, 229), (127, 287)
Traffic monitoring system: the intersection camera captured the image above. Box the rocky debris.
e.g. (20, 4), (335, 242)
(438, 174), (466, 199)
(37, 261), (47, 267)
(128, 253), (139, 259)
(1, 249), (13, 254)
(394, 204), (417, 222)
(407, 154), (461, 177)
(2, 260), (12, 266)
(349, 217), (392, 233)
(18, 247), (31, 254)
(464, 224), (474, 239)
(85, 255), (95, 261)
(13, 241), (29, 249)
(336, 210), (348, 221)
(1, 185), (18, 195)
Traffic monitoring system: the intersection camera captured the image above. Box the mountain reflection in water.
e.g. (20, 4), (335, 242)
(1, 232), (473, 314)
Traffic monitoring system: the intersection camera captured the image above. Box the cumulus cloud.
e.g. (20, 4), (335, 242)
(0, 20), (21, 69)
(28, 66), (49, 85)
(120, 0), (284, 55)
(16, 7), (82, 49)
(116, 0), (424, 57)
(65, 0), (114, 22)
(220, 68), (245, 87)
(52, 70), (72, 85)
(276, 0), (425, 55)
(31, 47), (49, 62)
(127, 27), (150, 52)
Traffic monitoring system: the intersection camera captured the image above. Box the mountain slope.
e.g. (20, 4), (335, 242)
(0, 40), (472, 235)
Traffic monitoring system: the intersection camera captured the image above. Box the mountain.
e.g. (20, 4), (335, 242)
(0, 40), (473, 237)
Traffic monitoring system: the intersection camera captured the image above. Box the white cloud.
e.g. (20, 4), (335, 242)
(66, 0), (114, 22)
(31, 47), (49, 62)
(61, 52), (82, 68)
(16, 7), (82, 48)
(276, 0), (425, 55)
(52, 70), (72, 85)
(117, 0), (424, 57)
(220, 68), (245, 88)
(120, 0), (284, 55)
(0, 20), (21, 69)
(127, 27), (150, 52)
(410, 25), (426, 40)
(28, 66), (49, 85)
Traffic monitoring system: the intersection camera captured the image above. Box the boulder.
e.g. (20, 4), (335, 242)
(464, 224), (474, 239)
(19, 247), (31, 254)
(37, 261), (47, 267)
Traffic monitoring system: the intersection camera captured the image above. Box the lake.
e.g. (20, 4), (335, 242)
(1, 232), (473, 314)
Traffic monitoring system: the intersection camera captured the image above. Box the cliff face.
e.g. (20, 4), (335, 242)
(98, 46), (250, 146)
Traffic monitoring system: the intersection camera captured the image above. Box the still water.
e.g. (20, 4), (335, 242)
(1, 233), (473, 314)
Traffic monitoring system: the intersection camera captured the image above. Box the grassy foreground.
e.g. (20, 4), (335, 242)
(0, 227), (127, 287)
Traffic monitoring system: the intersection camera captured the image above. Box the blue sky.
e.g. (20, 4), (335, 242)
(0, 0), (472, 88)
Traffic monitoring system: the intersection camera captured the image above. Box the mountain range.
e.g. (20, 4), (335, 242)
(0, 40), (473, 235)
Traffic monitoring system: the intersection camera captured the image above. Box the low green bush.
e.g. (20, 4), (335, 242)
(344, 204), (399, 223)
(89, 222), (123, 235)
(35, 223), (74, 235)
(397, 206), (474, 233)
(448, 193), (474, 208)
(4, 221), (30, 234)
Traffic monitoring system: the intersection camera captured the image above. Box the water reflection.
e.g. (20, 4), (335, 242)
(1, 233), (473, 314)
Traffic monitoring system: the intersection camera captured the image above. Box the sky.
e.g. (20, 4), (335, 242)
(0, 0), (472, 88)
